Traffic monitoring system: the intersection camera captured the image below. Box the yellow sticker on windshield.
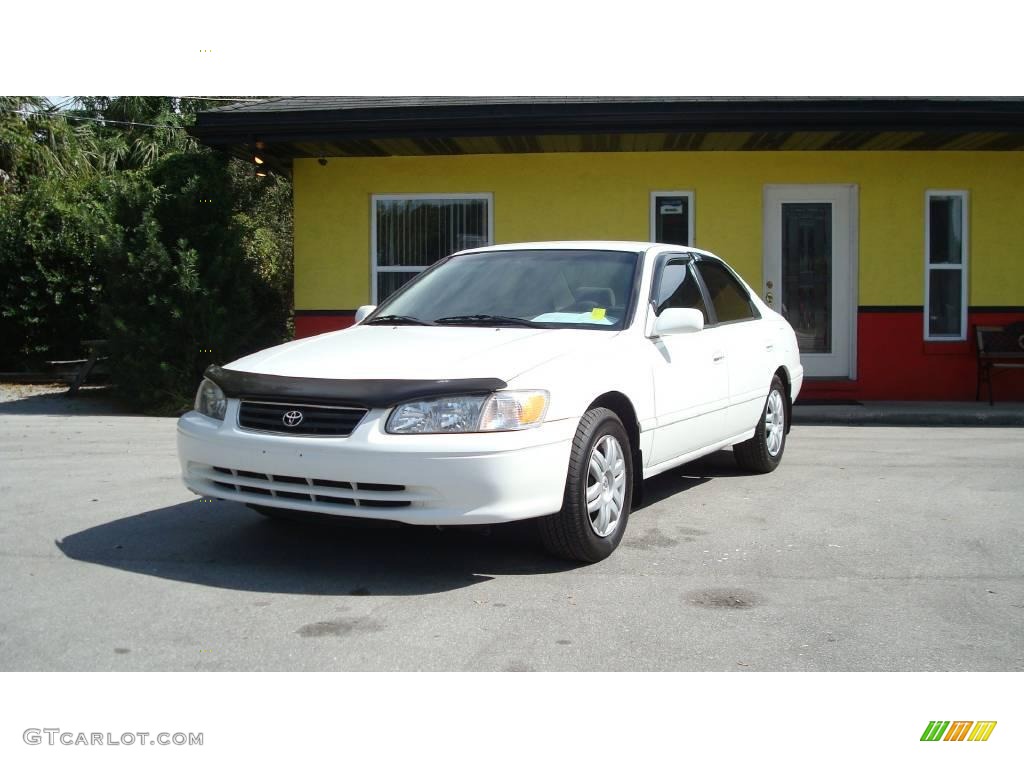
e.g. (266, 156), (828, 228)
(591, 307), (606, 320)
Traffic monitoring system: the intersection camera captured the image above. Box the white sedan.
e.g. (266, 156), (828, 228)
(178, 241), (803, 562)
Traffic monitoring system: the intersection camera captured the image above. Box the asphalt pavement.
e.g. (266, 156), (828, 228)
(1, 387), (1022, 671)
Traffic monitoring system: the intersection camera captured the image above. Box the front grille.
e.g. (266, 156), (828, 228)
(238, 400), (367, 437)
(200, 465), (414, 509)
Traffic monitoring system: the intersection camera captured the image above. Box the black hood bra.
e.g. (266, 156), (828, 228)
(204, 365), (507, 408)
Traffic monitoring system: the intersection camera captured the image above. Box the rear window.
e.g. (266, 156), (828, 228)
(697, 260), (758, 323)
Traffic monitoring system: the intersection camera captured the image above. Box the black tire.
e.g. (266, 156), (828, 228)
(733, 375), (788, 474)
(539, 407), (632, 563)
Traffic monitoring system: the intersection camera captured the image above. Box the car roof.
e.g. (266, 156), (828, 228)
(455, 241), (721, 259)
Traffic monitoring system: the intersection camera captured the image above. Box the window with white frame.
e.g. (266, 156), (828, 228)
(372, 194), (492, 302)
(650, 191), (694, 246)
(925, 191), (968, 340)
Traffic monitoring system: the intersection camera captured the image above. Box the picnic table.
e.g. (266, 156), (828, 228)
(47, 339), (109, 395)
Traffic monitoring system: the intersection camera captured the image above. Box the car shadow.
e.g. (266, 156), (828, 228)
(635, 450), (742, 510)
(56, 498), (579, 596)
(56, 451), (739, 597)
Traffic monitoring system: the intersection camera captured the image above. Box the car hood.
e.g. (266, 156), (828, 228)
(226, 325), (618, 383)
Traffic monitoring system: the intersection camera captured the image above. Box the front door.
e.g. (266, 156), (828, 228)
(763, 185), (857, 378)
(647, 259), (728, 467)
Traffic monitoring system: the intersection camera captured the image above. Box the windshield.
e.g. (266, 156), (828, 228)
(371, 249), (640, 330)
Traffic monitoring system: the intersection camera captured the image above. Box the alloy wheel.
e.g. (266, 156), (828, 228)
(586, 434), (627, 537)
(765, 389), (785, 457)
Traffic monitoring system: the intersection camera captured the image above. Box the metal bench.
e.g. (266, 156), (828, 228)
(975, 322), (1024, 405)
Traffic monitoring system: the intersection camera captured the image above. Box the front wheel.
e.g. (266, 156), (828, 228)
(733, 375), (787, 473)
(538, 407), (632, 563)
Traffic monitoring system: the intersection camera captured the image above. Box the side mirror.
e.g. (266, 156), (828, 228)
(653, 308), (704, 336)
(354, 305), (377, 324)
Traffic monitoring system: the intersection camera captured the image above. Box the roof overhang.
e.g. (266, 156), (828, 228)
(189, 97), (1024, 175)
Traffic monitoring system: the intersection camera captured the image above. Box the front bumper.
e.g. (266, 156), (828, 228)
(177, 400), (575, 525)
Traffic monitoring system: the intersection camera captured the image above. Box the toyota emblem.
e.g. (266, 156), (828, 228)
(282, 410), (304, 428)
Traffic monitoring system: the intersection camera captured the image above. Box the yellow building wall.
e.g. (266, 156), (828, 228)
(293, 151), (1024, 310)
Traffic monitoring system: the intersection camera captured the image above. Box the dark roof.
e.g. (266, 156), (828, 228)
(205, 96), (1024, 115)
(190, 97), (1024, 173)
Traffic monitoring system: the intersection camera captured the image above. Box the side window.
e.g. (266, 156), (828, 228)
(925, 191), (968, 340)
(654, 261), (709, 323)
(696, 260), (758, 323)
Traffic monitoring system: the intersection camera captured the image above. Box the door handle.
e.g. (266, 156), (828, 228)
(712, 352), (726, 363)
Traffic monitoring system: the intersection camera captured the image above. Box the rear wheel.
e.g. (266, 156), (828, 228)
(539, 407), (632, 563)
(733, 375), (787, 473)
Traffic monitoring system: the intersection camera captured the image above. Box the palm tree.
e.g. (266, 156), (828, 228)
(2, 95), (263, 188)
(0, 97), (93, 188)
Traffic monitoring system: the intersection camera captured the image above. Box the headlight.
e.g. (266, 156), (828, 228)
(386, 390), (549, 434)
(194, 378), (227, 421)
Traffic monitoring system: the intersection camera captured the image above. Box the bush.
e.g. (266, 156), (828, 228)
(0, 99), (294, 409)
(0, 120), (293, 411)
(0, 175), (122, 369)
(101, 153), (291, 412)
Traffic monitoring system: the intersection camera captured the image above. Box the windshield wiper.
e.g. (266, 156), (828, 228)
(364, 314), (435, 326)
(434, 314), (542, 328)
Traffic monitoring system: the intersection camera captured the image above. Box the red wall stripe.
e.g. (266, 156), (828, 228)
(294, 313), (356, 338)
(802, 309), (1024, 401)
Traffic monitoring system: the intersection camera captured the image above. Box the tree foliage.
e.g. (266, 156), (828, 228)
(0, 174), (122, 363)
(104, 154), (290, 411)
(0, 97), (293, 411)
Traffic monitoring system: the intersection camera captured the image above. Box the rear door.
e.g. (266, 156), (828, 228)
(694, 258), (772, 437)
(646, 256), (730, 466)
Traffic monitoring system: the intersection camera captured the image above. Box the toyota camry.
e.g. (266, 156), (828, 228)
(178, 241), (803, 562)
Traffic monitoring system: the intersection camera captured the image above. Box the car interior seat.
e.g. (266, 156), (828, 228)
(567, 286), (616, 312)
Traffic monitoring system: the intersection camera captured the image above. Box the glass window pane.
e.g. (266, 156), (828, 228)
(376, 198), (489, 267)
(928, 270), (962, 336)
(697, 260), (756, 323)
(929, 196), (963, 265)
(655, 263), (709, 323)
(654, 195), (690, 246)
(781, 202), (832, 354)
(377, 271), (420, 301)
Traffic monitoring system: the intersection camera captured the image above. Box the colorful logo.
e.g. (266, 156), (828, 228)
(921, 721), (997, 742)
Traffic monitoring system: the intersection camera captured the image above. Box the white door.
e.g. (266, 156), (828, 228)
(648, 328), (729, 465)
(691, 258), (775, 437)
(763, 185), (857, 378)
(646, 259), (729, 466)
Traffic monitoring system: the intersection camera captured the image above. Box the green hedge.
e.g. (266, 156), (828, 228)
(103, 154), (291, 412)
(0, 150), (293, 412)
(0, 175), (121, 368)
